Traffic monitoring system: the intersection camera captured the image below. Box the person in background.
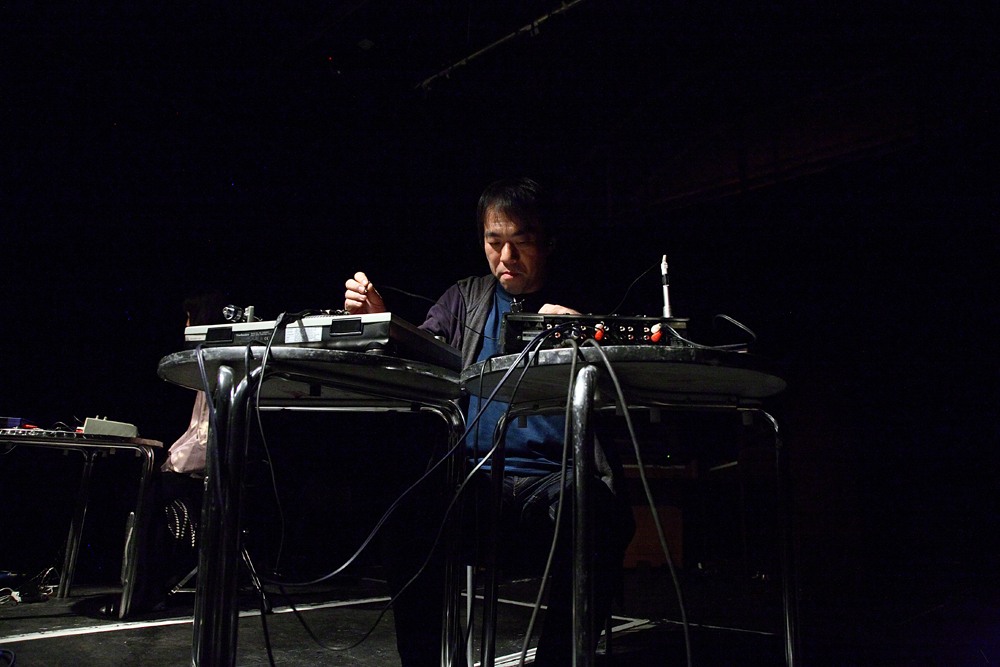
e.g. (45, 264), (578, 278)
(160, 292), (227, 476)
(124, 291), (227, 615)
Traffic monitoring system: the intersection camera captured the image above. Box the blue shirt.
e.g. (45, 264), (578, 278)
(466, 284), (566, 475)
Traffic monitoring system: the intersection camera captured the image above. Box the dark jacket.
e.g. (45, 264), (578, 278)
(419, 274), (498, 371)
(419, 275), (634, 544)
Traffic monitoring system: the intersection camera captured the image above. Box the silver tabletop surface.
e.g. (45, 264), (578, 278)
(462, 344), (786, 409)
(159, 346), (463, 408)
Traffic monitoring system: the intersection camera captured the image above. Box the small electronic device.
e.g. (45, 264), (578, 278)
(499, 313), (690, 355)
(82, 417), (138, 438)
(184, 312), (462, 371)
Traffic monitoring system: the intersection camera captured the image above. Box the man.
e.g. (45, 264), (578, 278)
(344, 177), (632, 666)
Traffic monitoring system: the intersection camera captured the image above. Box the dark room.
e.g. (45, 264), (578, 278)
(2, 2), (997, 666)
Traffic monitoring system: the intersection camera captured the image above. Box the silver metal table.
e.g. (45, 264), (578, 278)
(158, 346), (466, 667)
(0, 429), (160, 618)
(462, 344), (793, 667)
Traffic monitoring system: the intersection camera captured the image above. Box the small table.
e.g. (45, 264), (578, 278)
(158, 346), (466, 667)
(0, 429), (161, 618)
(462, 344), (793, 667)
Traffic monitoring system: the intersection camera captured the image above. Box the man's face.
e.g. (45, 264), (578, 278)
(483, 207), (551, 295)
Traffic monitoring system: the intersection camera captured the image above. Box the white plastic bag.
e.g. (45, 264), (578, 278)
(162, 391), (210, 476)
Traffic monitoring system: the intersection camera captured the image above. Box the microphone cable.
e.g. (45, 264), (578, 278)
(515, 339), (579, 667)
(259, 324), (574, 654)
(581, 338), (694, 667)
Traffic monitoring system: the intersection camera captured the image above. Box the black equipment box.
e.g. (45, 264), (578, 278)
(499, 313), (690, 355)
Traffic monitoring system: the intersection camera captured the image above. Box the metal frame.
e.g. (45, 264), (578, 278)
(461, 346), (795, 667)
(0, 434), (158, 619)
(157, 347), (466, 667)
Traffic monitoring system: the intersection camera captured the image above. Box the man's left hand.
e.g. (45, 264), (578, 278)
(539, 304), (580, 315)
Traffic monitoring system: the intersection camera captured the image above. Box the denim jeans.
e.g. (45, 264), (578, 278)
(386, 467), (629, 667)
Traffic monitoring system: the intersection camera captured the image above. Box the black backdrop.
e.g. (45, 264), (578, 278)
(3, 1), (997, 603)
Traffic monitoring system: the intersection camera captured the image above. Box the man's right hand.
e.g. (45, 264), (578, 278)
(344, 271), (387, 314)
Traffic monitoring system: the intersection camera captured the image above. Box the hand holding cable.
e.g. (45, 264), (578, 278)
(344, 271), (387, 314)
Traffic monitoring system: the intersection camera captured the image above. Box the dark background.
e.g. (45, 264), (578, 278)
(3, 0), (997, 618)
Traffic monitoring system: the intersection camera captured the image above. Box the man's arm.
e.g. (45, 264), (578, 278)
(420, 283), (466, 350)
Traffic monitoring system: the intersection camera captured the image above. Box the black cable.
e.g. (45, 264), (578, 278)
(268, 350), (541, 653)
(252, 312), (313, 573)
(713, 314), (757, 345)
(581, 339), (694, 667)
(217, 304), (499, 582)
(460, 343), (495, 656)
(262, 324), (573, 654)
(207, 306), (571, 656)
(375, 322), (579, 661)
(261, 322), (573, 590)
(434, 333), (549, 661)
(0, 648), (16, 667)
(228, 308), (323, 577)
(379, 281), (501, 341)
(608, 260), (659, 315)
(517, 339), (579, 666)
(239, 348), (281, 667)
(242, 549), (278, 667)
(197, 339), (278, 663)
(286, 325), (580, 587)
(276, 582), (345, 650)
(595, 261), (759, 351)
(194, 344), (218, 429)
(660, 323), (750, 352)
(472, 358), (488, 467)
(376, 284), (437, 305)
(465, 337), (559, 660)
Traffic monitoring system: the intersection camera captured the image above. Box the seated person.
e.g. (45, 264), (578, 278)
(161, 292), (227, 477)
(344, 177), (634, 666)
(126, 291), (227, 614)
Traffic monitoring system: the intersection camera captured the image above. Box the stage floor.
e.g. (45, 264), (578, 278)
(3, 564), (996, 667)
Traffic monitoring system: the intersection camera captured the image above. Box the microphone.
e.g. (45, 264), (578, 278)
(660, 254), (672, 318)
(223, 305), (257, 323)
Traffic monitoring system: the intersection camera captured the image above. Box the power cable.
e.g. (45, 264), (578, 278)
(261, 323), (574, 653)
(582, 338), (693, 667)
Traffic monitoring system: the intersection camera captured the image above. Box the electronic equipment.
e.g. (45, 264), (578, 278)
(499, 313), (691, 355)
(82, 417), (138, 438)
(0, 427), (158, 445)
(222, 304), (258, 323)
(0, 427), (90, 440)
(184, 312), (462, 371)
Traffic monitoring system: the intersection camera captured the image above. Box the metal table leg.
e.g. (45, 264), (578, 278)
(570, 365), (598, 667)
(759, 409), (798, 667)
(192, 364), (257, 667)
(119, 444), (157, 618)
(433, 402), (468, 667)
(477, 364), (601, 667)
(57, 450), (97, 599)
(478, 367), (601, 667)
(480, 410), (509, 667)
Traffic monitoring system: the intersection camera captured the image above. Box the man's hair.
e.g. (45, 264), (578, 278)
(476, 177), (556, 244)
(183, 291), (228, 326)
